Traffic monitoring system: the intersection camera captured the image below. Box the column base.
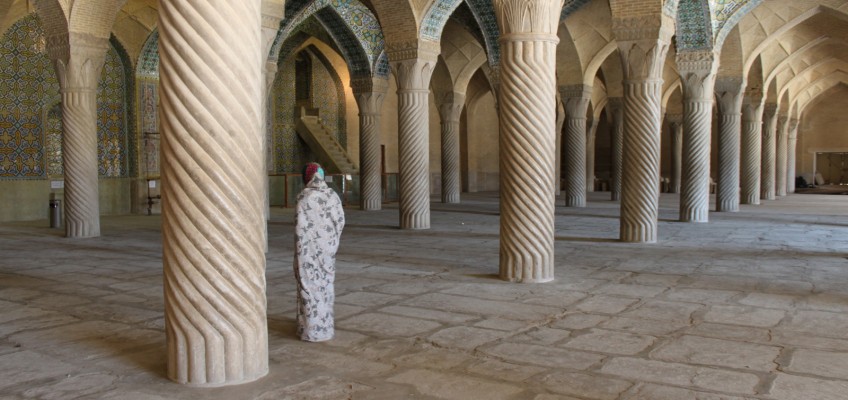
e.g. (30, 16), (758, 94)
(679, 208), (709, 223)
(565, 196), (586, 207)
(401, 213), (430, 229)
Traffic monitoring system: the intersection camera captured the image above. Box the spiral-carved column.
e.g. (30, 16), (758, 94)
(560, 85), (592, 206)
(439, 92), (465, 204)
(555, 96), (565, 194)
(615, 18), (673, 243)
(159, 0), (267, 386)
(776, 116), (789, 197)
(494, 0), (562, 283)
(741, 99), (763, 205)
(666, 115), (683, 194)
(714, 78), (744, 212)
(48, 40), (110, 238)
(352, 78), (388, 211)
(677, 54), (717, 223)
(607, 97), (624, 201)
(761, 104), (778, 201)
(787, 119), (799, 194)
(586, 118), (598, 193)
(392, 56), (436, 229)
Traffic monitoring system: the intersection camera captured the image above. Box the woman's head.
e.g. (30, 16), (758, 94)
(302, 162), (325, 184)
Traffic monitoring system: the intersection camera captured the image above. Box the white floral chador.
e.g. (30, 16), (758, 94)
(294, 176), (345, 341)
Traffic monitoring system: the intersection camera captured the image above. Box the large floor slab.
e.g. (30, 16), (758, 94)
(1, 192), (848, 399)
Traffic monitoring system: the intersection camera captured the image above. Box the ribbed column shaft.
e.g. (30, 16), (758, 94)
(353, 82), (387, 211)
(668, 117), (683, 194)
(776, 117), (789, 197)
(607, 98), (624, 201)
(741, 101), (763, 205)
(560, 85), (592, 207)
(677, 56), (716, 223)
(494, 0), (562, 283)
(716, 111), (741, 211)
(159, 0), (268, 386)
(787, 119), (799, 194)
(615, 21), (672, 243)
(439, 95), (465, 204)
(50, 42), (110, 239)
(761, 105), (778, 201)
(714, 79), (744, 212)
(586, 119), (598, 193)
(61, 89), (101, 238)
(392, 58), (435, 229)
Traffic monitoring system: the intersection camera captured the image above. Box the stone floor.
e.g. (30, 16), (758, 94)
(1, 192), (848, 399)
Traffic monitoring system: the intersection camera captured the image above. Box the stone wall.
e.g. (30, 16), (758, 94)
(798, 85), (848, 180)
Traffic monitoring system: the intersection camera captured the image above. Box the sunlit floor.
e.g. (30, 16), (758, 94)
(1, 191), (847, 399)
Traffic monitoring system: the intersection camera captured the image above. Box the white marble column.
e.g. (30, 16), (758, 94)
(714, 77), (744, 212)
(787, 118), (799, 194)
(159, 0), (268, 386)
(391, 54), (436, 229)
(666, 114), (683, 194)
(761, 104), (778, 201)
(586, 117), (599, 193)
(741, 97), (764, 205)
(614, 18), (673, 243)
(776, 115), (789, 197)
(438, 92), (466, 203)
(352, 77), (388, 211)
(555, 96), (565, 194)
(494, 0), (563, 283)
(607, 97), (624, 201)
(48, 39), (110, 238)
(560, 85), (592, 206)
(677, 52), (717, 223)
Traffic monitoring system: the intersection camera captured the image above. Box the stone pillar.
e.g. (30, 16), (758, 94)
(677, 51), (717, 223)
(560, 85), (592, 206)
(49, 39), (110, 238)
(494, 0), (562, 283)
(740, 97), (764, 205)
(260, 11), (283, 251)
(714, 77), (744, 212)
(586, 117), (599, 193)
(761, 104), (778, 201)
(666, 114), (683, 194)
(614, 17), (673, 243)
(787, 118), (799, 194)
(438, 92), (466, 203)
(352, 77), (388, 211)
(391, 53), (437, 229)
(776, 115), (789, 197)
(159, 0), (268, 386)
(555, 96), (565, 194)
(607, 97), (624, 201)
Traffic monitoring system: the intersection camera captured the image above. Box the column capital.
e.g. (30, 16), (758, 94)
(390, 58), (436, 91)
(614, 15), (673, 81)
(386, 39), (440, 64)
(665, 113), (683, 126)
(714, 76), (745, 114)
(790, 118), (800, 133)
(763, 103), (779, 117)
(437, 92), (466, 122)
(493, 0), (564, 37)
(559, 84), (592, 117)
(350, 76), (390, 95)
(676, 50), (718, 74)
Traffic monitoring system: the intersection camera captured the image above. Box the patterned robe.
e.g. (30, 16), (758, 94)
(294, 177), (345, 341)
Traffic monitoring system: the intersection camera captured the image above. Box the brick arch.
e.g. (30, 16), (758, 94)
(717, 22), (742, 77)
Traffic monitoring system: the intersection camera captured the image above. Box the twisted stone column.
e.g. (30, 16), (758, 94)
(776, 116), (789, 197)
(560, 85), (592, 206)
(741, 98), (763, 205)
(438, 92), (465, 203)
(391, 55), (436, 229)
(666, 114), (683, 194)
(159, 0), (268, 386)
(352, 78), (388, 211)
(677, 52), (717, 223)
(494, 0), (563, 283)
(49, 39), (109, 238)
(586, 118), (598, 192)
(607, 97), (624, 201)
(615, 18), (673, 243)
(555, 96), (565, 194)
(761, 104), (778, 201)
(714, 77), (744, 212)
(787, 119), (799, 194)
